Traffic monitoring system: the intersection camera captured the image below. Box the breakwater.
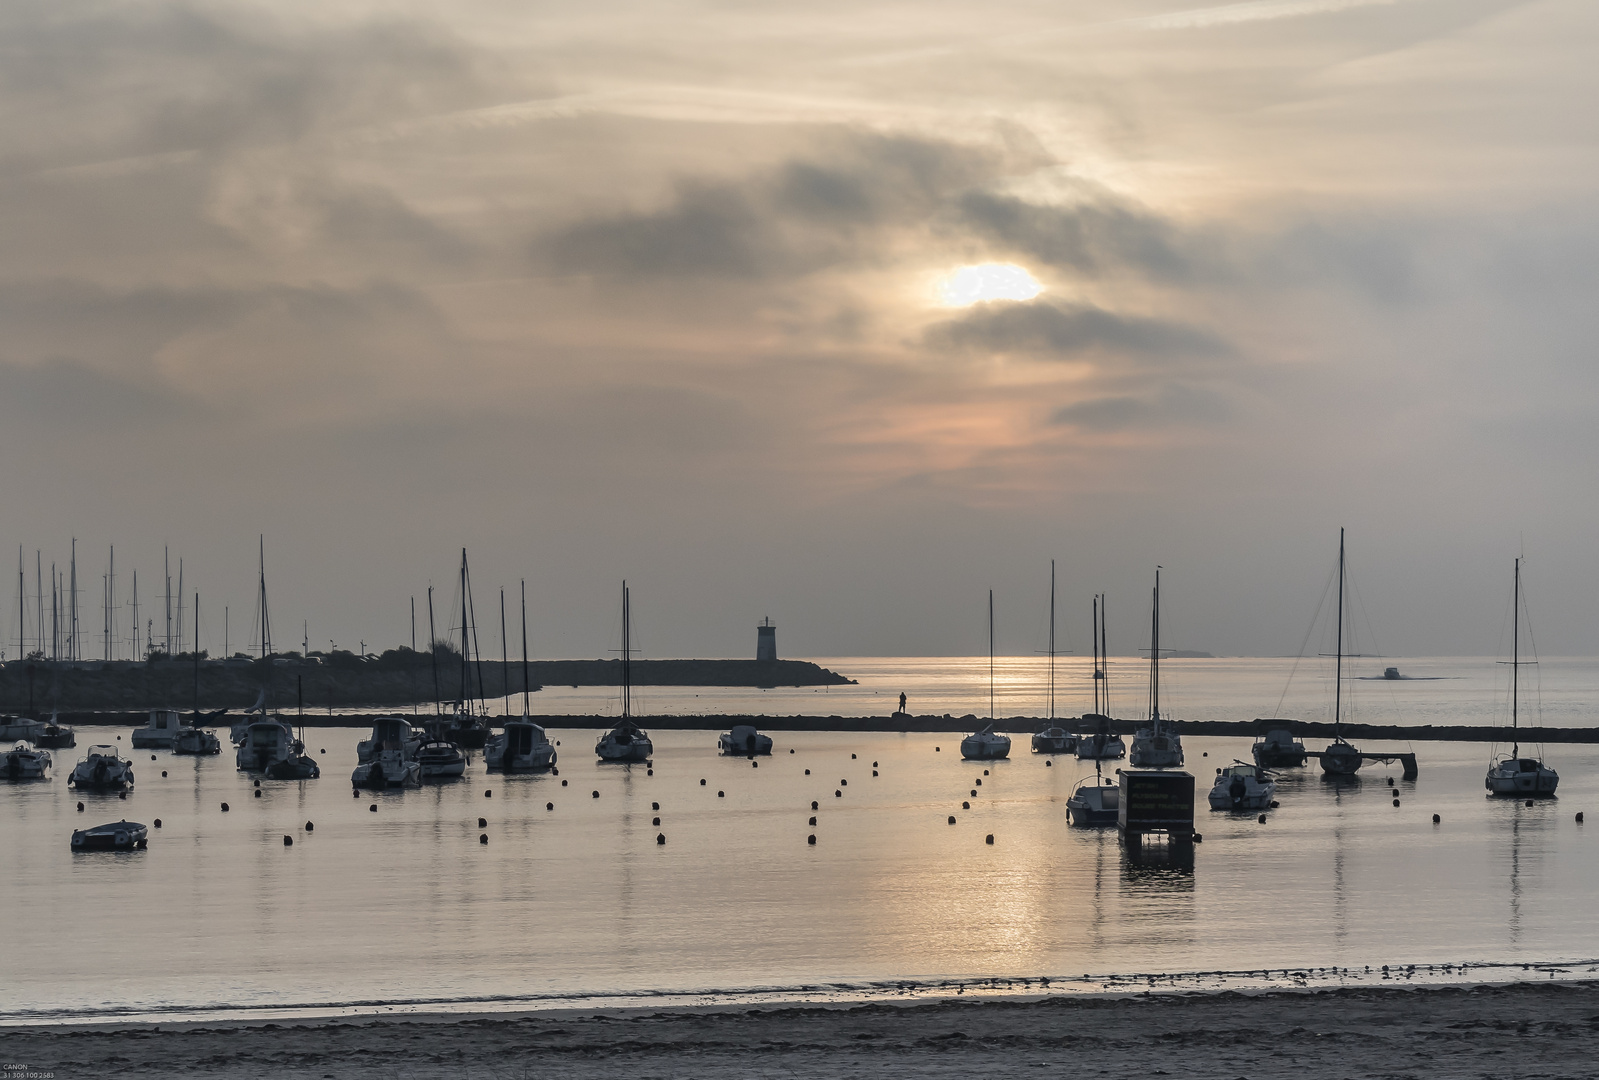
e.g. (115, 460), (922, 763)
(40, 711), (1599, 742)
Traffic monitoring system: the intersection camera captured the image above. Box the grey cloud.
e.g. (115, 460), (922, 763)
(0, 357), (195, 428)
(957, 192), (1194, 283)
(1050, 384), (1235, 431)
(927, 299), (1230, 362)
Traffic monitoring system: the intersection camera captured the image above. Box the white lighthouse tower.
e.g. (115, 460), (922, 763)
(756, 617), (777, 662)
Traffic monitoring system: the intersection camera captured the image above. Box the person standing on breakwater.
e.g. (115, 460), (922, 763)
(899, 692), (907, 715)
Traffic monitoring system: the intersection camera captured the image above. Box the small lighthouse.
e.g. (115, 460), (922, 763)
(756, 617), (777, 662)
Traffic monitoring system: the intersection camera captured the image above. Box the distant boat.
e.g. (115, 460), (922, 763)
(71, 819), (147, 852)
(441, 549), (493, 750)
(131, 709), (186, 749)
(1066, 773), (1119, 826)
(35, 715), (76, 749)
(961, 591), (1011, 761)
(596, 582), (653, 763)
(486, 583), (557, 774)
(719, 725), (773, 756)
(1129, 567), (1183, 769)
(1486, 559), (1558, 797)
(236, 719), (297, 772)
(1208, 762), (1276, 811)
(1032, 560), (1077, 755)
(358, 717), (422, 764)
(3, 741), (52, 780)
(0, 716), (46, 742)
(351, 746), (421, 789)
(172, 726), (222, 756)
(68, 745), (135, 790)
(1319, 529), (1363, 778)
(1252, 726), (1308, 768)
(1076, 596), (1125, 760)
(414, 738), (466, 780)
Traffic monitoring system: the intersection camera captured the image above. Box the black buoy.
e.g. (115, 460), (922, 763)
(840, 779), (847, 786)
(254, 789), (262, 798)
(752, 762), (758, 768)
(1432, 814), (1441, 823)
(480, 834), (488, 845)
(985, 834), (994, 845)
(1527, 799), (1535, 807)
(119, 791), (127, 800)
(1387, 777), (1394, 786)
(77, 802), (84, 812)
(306, 821), (314, 831)
(369, 803), (377, 812)
(221, 802), (230, 812)
(851, 754), (857, 759)
(593, 790), (600, 799)
(647, 768), (653, 775)
(553, 767), (559, 775)
(700, 778), (707, 786)
(556, 741), (560, 746)
(1258, 814), (1267, 823)
(561, 779), (568, 787)
(834, 790), (841, 798)
(1269, 800), (1280, 808)
(1045, 760), (1051, 767)
(254, 779), (261, 788)
(546, 802), (554, 810)
(809, 816), (817, 826)
(873, 770), (878, 776)
(811, 800), (819, 810)
(1202, 752), (1207, 757)
(154, 818), (162, 828)
(1192, 833), (1203, 842)
(983, 770), (989, 776)
(353, 789), (359, 798)
(789, 749), (795, 754)
(962, 801), (970, 809)
(652, 816), (660, 826)
(948, 816), (957, 825)
(320, 749), (325, 754)
(935, 747), (940, 752)
(161, 770), (167, 777)
(151, 754), (157, 760)
(284, 835), (293, 846)
(652, 801), (660, 811)
(1393, 799), (1401, 807)
(971, 789), (977, 797)
(478, 817), (487, 827)
(485, 789), (493, 798)
(807, 834), (816, 845)
(873, 761), (879, 767)
(976, 778), (982, 785)
(657, 833), (666, 845)
(718, 790), (725, 798)
(1578, 812), (1585, 823)
(804, 769), (810, 775)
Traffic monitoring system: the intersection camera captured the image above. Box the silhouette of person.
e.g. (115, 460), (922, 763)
(898, 692), (907, 715)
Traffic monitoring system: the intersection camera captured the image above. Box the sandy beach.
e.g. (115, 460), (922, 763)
(4, 980), (1596, 1079)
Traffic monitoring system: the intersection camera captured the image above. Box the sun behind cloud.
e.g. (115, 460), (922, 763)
(935, 263), (1043, 307)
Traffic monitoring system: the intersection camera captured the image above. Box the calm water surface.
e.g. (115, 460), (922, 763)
(2, 656), (1597, 1023)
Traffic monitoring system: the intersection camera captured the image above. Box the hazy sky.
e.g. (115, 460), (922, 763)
(2, 0), (1595, 661)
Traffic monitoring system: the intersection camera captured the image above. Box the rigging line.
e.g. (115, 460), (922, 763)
(1272, 558), (1338, 719)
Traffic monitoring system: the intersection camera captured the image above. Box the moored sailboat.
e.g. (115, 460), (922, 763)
(1129, 567), (1183, 769)
(1486, 559), (1558, 797)
(1032, 561), (1076, 755)
(1319, 529), (1363, 777)
(1076, 595), (1125, 760)
(961, 591), (1011, 761)
(597, 582), (653, 763)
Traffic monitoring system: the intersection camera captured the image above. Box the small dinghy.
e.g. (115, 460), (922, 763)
(1252, 727), (1307, 768)
(3, 741), (52, 780)
(351, 747), (421, 789)
(1208, 762), (1276, 811)
(415, 738), (466, 780)
(71, 819), (147, 852)
(68, 746), (135, 791)
(1067, 774), (1120, 827)
(718, 725), (773, 756)
(172, 726), (222, 756)
(131, 709), (186, 749)
(486, 717), (555, 773)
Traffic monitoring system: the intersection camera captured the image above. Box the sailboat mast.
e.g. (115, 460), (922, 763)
(1150, 568), (1161, 731)
(16, 547), (23, 661)
(1512, 557), (1520, 759)
(1334, 528), (1345, 739)
(621, 582), (632, 721)
(500, 588), (508, 716)
(988, 589), (995, 723)
(1101, 596), (1111, 718)
(427, 586), (441, 714)
(458, 550), (469, 707)
(520, 580), (530, 714)
(1091, 595), (1100, 716)
(1047, 561), (1055, 722)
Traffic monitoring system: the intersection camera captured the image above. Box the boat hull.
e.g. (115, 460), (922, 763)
(1486, 760), (1559, 796)
(1075, 734), (1126, 760)
(351, 757), (421, 789)
(71, 820), (148, 851)
(3, 746), (51, 780)
(1129, 732), (1183, 769)
(1253, 744), (1307, 768)
(265, 755), (321, 781)
(719, 726), (774, 756)
(960, 736), (1011, 760)
(35, 727), (76, 749)
(596, 742), (652, 762)
(1031, 730), (1076, 754)
(1067, 783), (1120, 827)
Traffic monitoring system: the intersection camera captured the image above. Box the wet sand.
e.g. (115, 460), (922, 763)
(4, 980), (1596, 1078)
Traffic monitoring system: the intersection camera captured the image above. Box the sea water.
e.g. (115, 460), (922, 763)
(2, 656), (1596, 1023)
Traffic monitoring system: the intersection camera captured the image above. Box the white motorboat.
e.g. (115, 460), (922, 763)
(236, 719), (297, 772)
(1209, 762), (1276, 811)
(1252, 726), (1308, 768)
(719, 725), (773, 756)
(415, 738), (467, 780)
(487, 716), (556, 773)
(0, 716), (46, 742)
(172, 726), (222, 755)
(1486, 559), (1558, 798)
(1067, 774), (1120, 826)
(71, 819), (148, 851)
(3, 741), (52, 780)
(351, 747), (421, 789)
(1032, 562), (1076, 755)
(68, 746), (135, 790)
(231, 689), (267, 745)
(961, 592), (1012, 761)
(597, 583), (653, 763)
(1129, 568), (1184, 769)
(357, 716), (422, 764)
(961, 723), (1011, 760)
(130, 709), (186, 749)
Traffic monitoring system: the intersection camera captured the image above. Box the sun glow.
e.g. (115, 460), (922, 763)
(935, 263), (1043, 307)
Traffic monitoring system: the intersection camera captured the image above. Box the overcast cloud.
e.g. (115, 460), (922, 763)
(1, 0), (1595, 661)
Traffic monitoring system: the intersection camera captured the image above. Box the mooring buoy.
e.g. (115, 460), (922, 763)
(221, 802), (229, 812)
(1432, 814), (1441, 823)
(478, 817), (487, 827)
(948, 816), (957, 824)
(161, 770), (167, 777)
(652, 816), (660, 826)
(254, 780), (261, 788)
(656, 832), (666, 845)
(547, 802), (554, 810)
(154, 819), (162, 828)
(1258, 814), (1267, 823)
(369, 803), (377, 812)
(811, 800), (819, 810)
(804, 769), (810, 775)
(985, 834), (994, 845)
(306, 821), (314, 831)
(807, 834), (816, 845)
(718, 790), (725, 798)
(1045, 760), (1052, 767)
(480, 834), (488, 845)
(593, 790), (600, 798)
(700, 778), (707, 786)
(962, 801), (970, 809)
(851, 754), (857, 759)
(485, 789), (492, 797)
(77, 802), (84, 811)
(284, 835), (293, 846)
(873, 770), (878, 776)
(809, 816), (817, 826)
(840, 779), (847, 786)
(1578, 812), (1585, 823)
(561, 780), (567, 786)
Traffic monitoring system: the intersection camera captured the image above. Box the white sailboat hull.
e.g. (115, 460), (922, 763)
(1076, 733), (1125, 760)
(1486, 759), (1558, 796)
(1129, 731), (1183, 769)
